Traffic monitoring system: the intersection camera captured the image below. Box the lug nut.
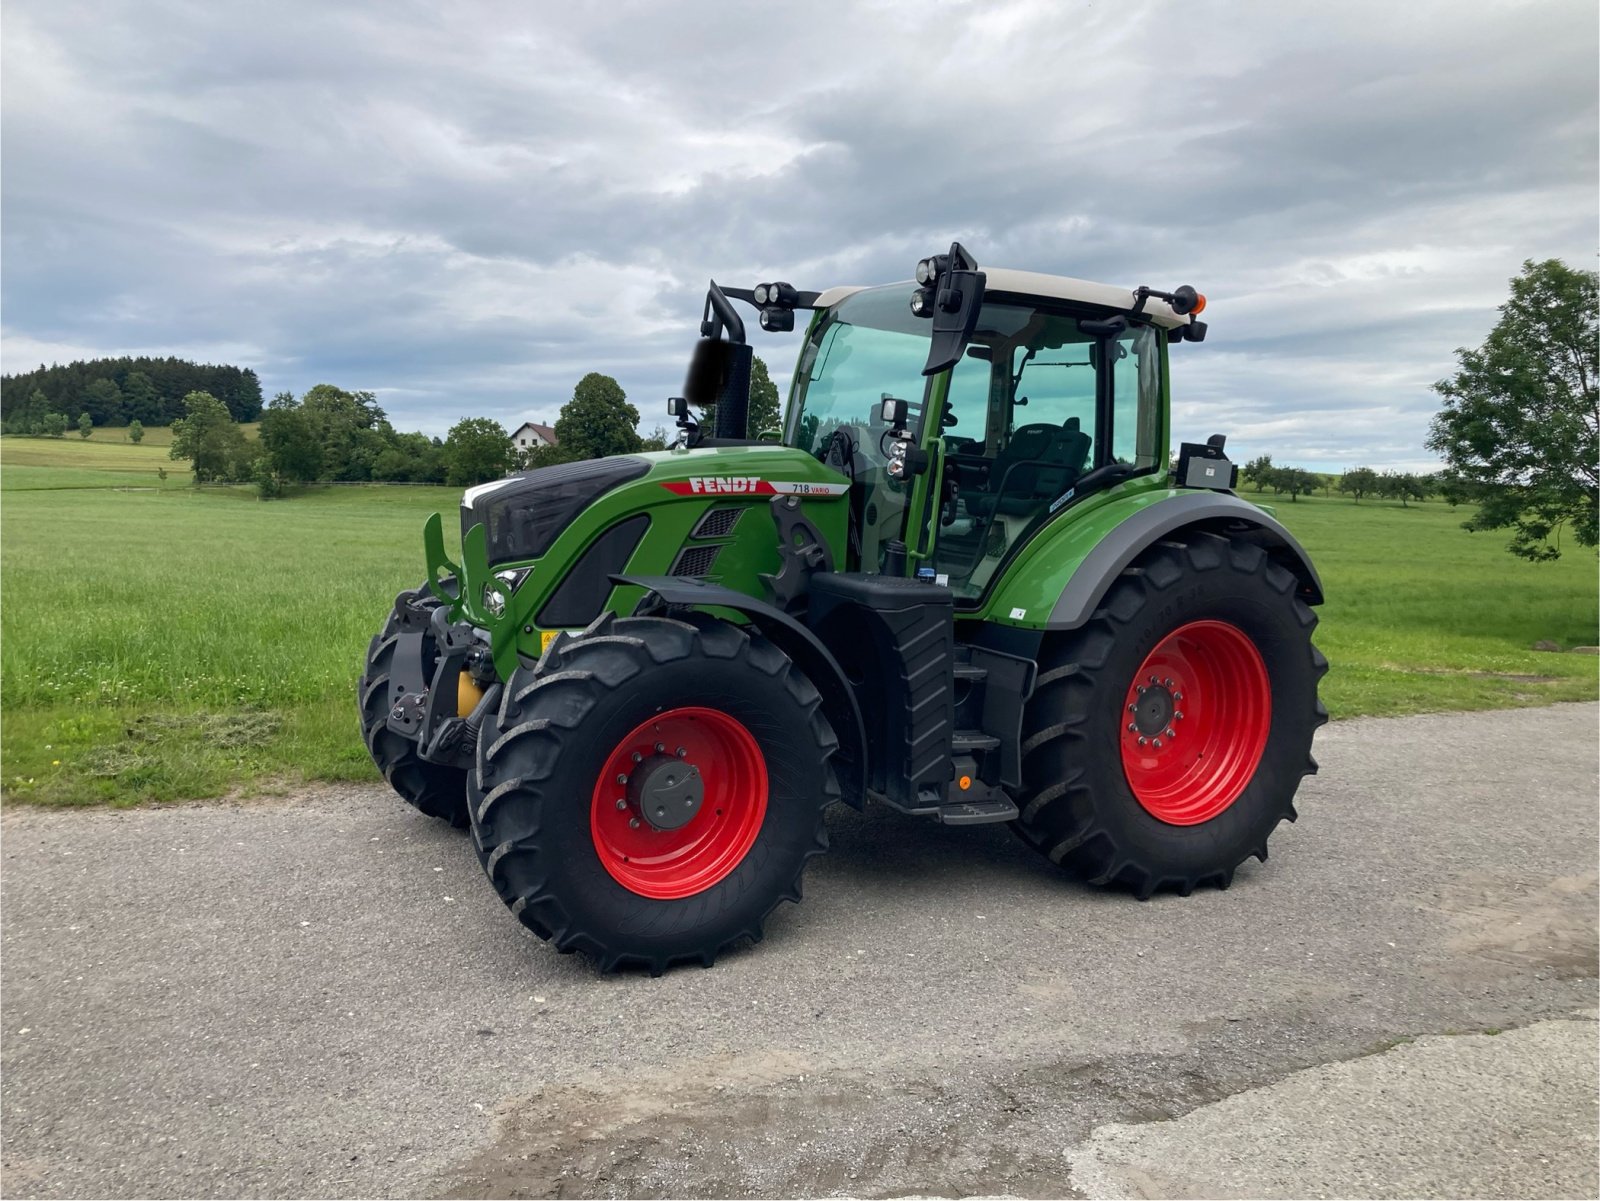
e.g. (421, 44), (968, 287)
(676, 746), (687, 758)
(1153, 739), (1163, 749)
(616, 773), (628, 785)
(1137, 685), (1146, 695)
(628, 818), (640, 829)
(1175, 711), (1184, 720)
(1127, 722), (1137, 732)
(1174, 692), (1183, 701)
(1138, 736), (1147, 747)
(1163, 678), (1174, 688)
(631, 752), (642, 763)
(655, 743), (665, 753)
(615, 799), (627, 811)
(1165, 727), (1176, 738)
(1127, 703), (1137, 712)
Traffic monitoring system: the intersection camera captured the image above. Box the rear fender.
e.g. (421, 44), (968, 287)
(983, 489), (1323, 632)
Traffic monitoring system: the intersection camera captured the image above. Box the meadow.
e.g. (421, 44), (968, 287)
(1, 434), (1595, 806)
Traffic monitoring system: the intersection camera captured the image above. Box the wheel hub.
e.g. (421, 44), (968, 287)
(1131, 683), (1175, 737)
(629, 754), (704, 831)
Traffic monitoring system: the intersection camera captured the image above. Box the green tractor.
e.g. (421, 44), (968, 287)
(358, 243), (1327, 973)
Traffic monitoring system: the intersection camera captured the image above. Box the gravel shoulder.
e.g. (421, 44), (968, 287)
(2, 703), (1597, 1199)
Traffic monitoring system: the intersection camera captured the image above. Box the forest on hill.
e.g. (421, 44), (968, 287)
(0, 357), (263, 428)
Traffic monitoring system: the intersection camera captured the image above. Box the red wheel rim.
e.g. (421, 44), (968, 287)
(589, 707), (768, 899)
(1119, 620), (1271, 826)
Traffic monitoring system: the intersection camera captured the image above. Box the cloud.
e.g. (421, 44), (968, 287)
(2, 0), (1595, 468)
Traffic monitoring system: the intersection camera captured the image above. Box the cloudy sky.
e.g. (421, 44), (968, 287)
(3, 0), (1595, 469)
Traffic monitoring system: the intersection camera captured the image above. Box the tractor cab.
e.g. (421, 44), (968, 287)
(784, 276), (1176, 598)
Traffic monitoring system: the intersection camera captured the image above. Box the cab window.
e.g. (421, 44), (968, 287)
(931, 303), (1163, 598)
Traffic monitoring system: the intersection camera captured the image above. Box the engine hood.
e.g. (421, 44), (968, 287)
(462, 455), (651, 566)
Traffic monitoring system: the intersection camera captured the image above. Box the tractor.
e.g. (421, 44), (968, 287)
(358, 243), (1327, 973)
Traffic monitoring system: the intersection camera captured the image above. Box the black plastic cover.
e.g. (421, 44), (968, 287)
(807, 574), (956, 806)
(535, 514), (651, 627)
(463, 456), (650, 565)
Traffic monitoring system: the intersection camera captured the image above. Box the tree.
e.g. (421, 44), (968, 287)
(42, 411), (68, 437)
(1338, 466), (1378, 502)
(1377, 470), (1424, 508)
(1426, 259), (1598, 560)
(1275, 466), (1316, 502)
(122, 372), (162, 425)
(639, 424), (673, 452)
(1242, 454), (1274, 492)
(259, 393), (323, 483)
(128, 419), (145, 444)
(748, 356), (782, 438)
(299, 384), (387, 481)
(169, 390), (247, 483)
(80, 378), (123, 426)
(443, 417), (514, 486)
(77, 412), (93, 438)
(552, 373), (642, 462)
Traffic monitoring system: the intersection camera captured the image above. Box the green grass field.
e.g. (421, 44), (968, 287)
(1, 444), (1594, 806)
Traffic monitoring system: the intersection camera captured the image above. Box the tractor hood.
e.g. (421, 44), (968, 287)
(461, 456), (651, 567)
(431, 444), (853, 681)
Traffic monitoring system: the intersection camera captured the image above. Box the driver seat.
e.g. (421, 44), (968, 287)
(968, 418), (1091, 517)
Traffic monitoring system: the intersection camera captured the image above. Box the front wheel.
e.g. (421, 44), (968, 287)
(467, 615), (839, 974)
(357, 582), (470, 827)
(1013, 532), (1327, 897)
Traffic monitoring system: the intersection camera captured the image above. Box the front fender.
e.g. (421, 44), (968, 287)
(981, 489), (1324, 631)
(613, 574), (867, 809)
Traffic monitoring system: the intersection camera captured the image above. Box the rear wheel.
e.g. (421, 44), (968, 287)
(467, 615), (838, 973)
(1013, 532), (1327, 897)
(357, 582), (469, 828)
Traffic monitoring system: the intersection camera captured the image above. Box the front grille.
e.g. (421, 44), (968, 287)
(670, 544), (721, 577)
(690, 506), (744, 540)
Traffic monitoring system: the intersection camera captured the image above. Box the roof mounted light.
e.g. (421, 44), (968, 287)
(753, 283), (771, 305)
(909, 287), (935, 318)
(915, 255), (949, 286)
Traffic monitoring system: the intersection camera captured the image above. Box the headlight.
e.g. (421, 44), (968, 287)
(483, 567), (530, 619)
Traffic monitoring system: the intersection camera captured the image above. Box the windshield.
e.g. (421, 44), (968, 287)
(786, 286), (930, 571)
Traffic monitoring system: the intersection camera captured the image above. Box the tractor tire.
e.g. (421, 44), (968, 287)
(466, 614), (838, 974)
(1013, 531), (1327, 898)
(357, 581), (469, 828)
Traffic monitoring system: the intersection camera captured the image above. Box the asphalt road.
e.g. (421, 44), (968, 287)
(2, 703), (1596, 1199)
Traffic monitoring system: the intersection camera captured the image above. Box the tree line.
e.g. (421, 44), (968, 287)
(1238, 456), (1441, 507)
(1, 357), (263, 429)
(165, 354), (781, 499)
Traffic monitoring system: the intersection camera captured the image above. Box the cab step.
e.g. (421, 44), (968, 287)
(936, 797), (1020, 825)
(951, 729), (1001, 753)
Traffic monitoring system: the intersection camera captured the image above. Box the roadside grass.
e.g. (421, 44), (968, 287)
(1263, 494), (1598, 716)
(1, 468), (1594, 807)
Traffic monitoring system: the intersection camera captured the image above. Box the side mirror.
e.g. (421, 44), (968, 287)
(684, 336), (754, 438)
(666, 397), (688, 418)
(915, 242), (986, 377)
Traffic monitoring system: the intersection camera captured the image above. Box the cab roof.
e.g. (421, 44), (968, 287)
(812, 269), (1193, 329)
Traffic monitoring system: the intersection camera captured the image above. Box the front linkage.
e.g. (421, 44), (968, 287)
(382, 588), (501, 773)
